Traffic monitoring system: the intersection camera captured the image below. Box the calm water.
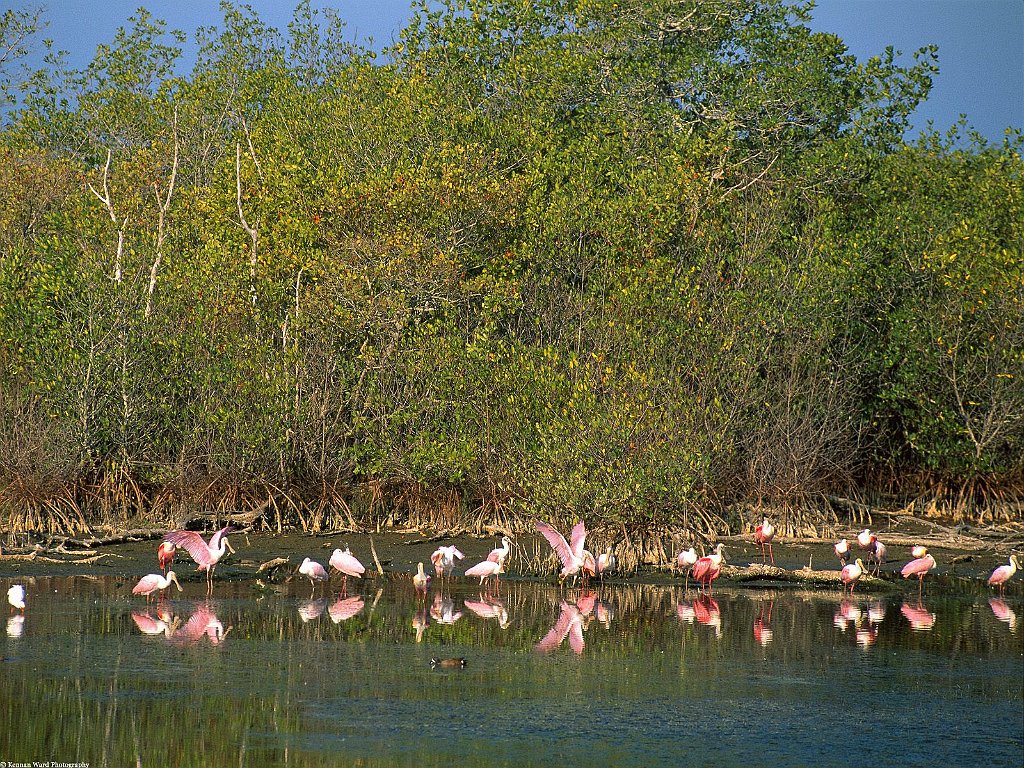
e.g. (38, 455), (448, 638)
(1, 575), (1021, 767)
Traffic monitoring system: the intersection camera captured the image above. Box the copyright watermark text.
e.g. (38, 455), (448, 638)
(0, 762), (89, 768)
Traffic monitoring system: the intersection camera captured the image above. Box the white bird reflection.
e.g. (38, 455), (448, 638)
(833, 600), (863, 631)
(7, 614), (25, 638)
(298, 599), (327, 623)
(430, 594), (462, 625)
(132, 607), (179, 638)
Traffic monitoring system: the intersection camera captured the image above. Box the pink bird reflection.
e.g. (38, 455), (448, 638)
(535, 600), (586, 655)
(989, 598), (1017, 633)
(172, 604), (229, 646)
(328, 596), (364, 624)
(900, 602), (936, 631)
(463, 594), (510, 628)
(693, 595), (721, 638)
(430, 595), (463, 625)
(298, 599), (327, 623)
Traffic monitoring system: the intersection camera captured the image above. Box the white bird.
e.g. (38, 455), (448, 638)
(298, 557), (328, 596)
(487, 536), (512, 568)
(163, 527), (235, 594)
(7, 584), (26, 612)
(413, 562), (431, 594)
(430, 545), (464, 582)
(834, 538), (850, 566)
(911, 545), (928, 559)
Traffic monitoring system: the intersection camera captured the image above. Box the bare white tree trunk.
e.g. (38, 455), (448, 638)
(87, 149), (129, 283)
(145, 107), (180, 319)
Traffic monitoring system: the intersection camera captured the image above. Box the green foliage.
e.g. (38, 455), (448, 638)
(0, 1), (1019, 531)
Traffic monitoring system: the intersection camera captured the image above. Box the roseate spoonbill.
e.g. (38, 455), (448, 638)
(298, 557), (328, 596)
(157, 541), (176, 574)
(692, 544), (725, 593)
(581, 549), (598, 586)
(413, 562), (431, 595)
(329, 547), (365, 594)
(901, 553), (936, 598)
(595, 546), (615, 585)
(132, 571), (182, 602)
(677, 547), (698, 591)
(7, 584), (25, 612)
(163, 527), (235, 594)
(857, 528), (876, 551)
(869, 540), (886, 576)
(754, 518), (775, 565)
(834, 538), (850, 566)
(487, 536), (512, 568)
(464, 558), (502, 590)
(535, 520), (587, 586)
(535, 600), (586, 654)
(430, 545), (464, 583)
(987, 554), (1021, 596)
(911, 545), (928, 559)
(840, 558), (866, 595)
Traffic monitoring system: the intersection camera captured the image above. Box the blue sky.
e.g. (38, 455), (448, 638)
(25, 0), (1024, 142)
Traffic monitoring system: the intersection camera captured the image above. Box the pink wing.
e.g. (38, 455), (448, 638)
(536, 521), (573, 568)
(463, 599), (496, 619)
(430, 549), (444, 566)
(465, 560), (499, 578)
(307, 561), (328, 581)
(331, 550), (365, 577)
(131, 611), (164, 634)
(988, 565), (1012, 585)
(535, 603), (574, 652)
(164, 531), (216, 567)
(133, 574), (163, 595)
(208, 526), (232, 551)
(569, 522), (586, 559)
(901, 556), (933, 578)
(576, 591), (596, 616)
(175, 607), (214, 643)
(568, 617), (585, 655)
(692, 557), (711, 581)
(487, 549), (501, 563)
(452, 547), (464, 560)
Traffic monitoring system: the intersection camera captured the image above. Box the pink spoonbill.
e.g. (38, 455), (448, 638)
(987, 554), (1021, 596)
(840, 558), (866, 595)
(857, 528), (876, 551)
(536, 520), (588, 587)
(676, 547), (698, 591)
(413, 562), (431, 596)
(329, 546), (365, 595)
(692, 544), (725, 593)
(162, 527), (235, 595)
(157, 541), (176, 574)
(901, 552), (937, 598)
(487, 536), (512, 569)
(464, 558), (502, 591)
(869, 539), (886, 576)
(132, 571), (182, 602)
(754, 518), (776, 565)
(430, 545), (464, 584)
(834, 538), (850, 566)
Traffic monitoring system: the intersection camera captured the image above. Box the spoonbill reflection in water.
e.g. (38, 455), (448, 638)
(328, 596), (364, 624)
(464, 594), (510, 628)
(900, 601), (936, 631)
(988, 598), (1017, 632)
(693, 595), (722, 638)
(173, 604), (229, 646)
(430, 594), (463, 625)
(535, 599), (587, 654)
(298, 599), (327, 622)
(132, 608), (179, 637)
(753, 600), (773, 646)
(163, 527), (235, 595)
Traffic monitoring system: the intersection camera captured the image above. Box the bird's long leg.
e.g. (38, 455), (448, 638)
(768, 542), (774, 567)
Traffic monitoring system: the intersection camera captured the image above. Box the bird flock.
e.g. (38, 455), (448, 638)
(5, 520), (1020, 640)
